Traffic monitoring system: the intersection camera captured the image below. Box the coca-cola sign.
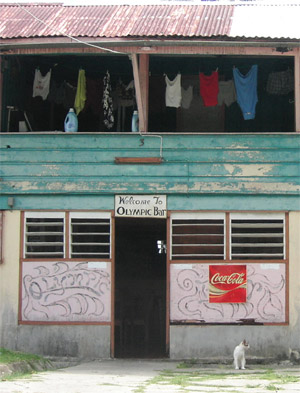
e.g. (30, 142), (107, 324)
(209, 265), (247, 303)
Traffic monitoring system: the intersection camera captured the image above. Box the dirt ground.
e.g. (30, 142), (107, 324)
(0, 359), (299, 393)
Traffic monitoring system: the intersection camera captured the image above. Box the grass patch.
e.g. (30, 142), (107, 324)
(133, 386), (146, 393)
(0, 347), (49, 382)
(133, 367), (300, 393)
(246, 369), (300, 385)
(246, 384), (261, 389)
(0, 348), (42, 364)
(266, 384), (281, 391)
(1, 371), (37, 382)
(177, 359), (198, 369)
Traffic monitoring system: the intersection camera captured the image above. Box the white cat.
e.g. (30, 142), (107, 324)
(233, 339), (250, 370)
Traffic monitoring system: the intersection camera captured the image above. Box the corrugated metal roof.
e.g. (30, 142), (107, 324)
(0, 3), (299, 41)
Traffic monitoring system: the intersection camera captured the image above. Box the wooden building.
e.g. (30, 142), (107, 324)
(0, 2), (299, 360)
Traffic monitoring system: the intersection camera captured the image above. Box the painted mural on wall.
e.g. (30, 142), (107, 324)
(170, 263), (286, 323)
(21, 261), (111, 322)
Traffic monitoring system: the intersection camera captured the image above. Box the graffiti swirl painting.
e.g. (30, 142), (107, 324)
(22, 261), (111, 322)
(170, 263), (285, 324)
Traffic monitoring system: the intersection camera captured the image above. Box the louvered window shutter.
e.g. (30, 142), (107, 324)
(171, 213), (225, 260)
(24, 212), (65, 258)
(230, 213), (285, 260)
(70, 212), (111, 259)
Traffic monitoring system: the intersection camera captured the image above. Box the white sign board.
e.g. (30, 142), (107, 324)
(115, 195), (167, 218)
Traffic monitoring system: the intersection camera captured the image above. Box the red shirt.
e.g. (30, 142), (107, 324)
(199, 71), (219, 106)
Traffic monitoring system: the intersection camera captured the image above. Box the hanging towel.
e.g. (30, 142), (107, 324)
(266, 68), (294, 95)
(218, 80), (237, 107)
(102, 70), (114, 129)
(199, 71), (219, 107)
(32, 68), (52, 100)
(74, 69), (87, 115)
(165, 74), (182, 108)
(233, 65), (258, 120)
(181, 86), (193, 109)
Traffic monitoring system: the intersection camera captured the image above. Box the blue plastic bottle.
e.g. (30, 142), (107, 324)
(64, 108), (78, 132)
(131, 110), (139, 132)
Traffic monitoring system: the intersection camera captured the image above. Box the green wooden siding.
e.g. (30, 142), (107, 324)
(0, 133), (299, 211)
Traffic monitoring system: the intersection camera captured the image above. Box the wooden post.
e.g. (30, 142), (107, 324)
(131, 54), (145, 133)
(295, 49), (300, 132)
(139, 54), (149, 133)
(0, 57), (3, 131)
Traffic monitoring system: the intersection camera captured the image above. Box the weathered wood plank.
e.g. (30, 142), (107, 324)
(1, 163), (299, 178)
(1, 194), (298, 212)
(1, 133), (300, 150)
(1, 177), (299, 194)
(1, 148), (300, 164)
(0, 134), (299, 210)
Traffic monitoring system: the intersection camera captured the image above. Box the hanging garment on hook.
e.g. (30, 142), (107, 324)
(266, 68), (294, 95)
(181, 85), (193, 109)
(233, 65), (258, 120)
(165, 73), (182, 108)
(74, 69), (87, 115)
(102, 70), (114, 129)
(199, 71), (219, 107)
(218, 80), (237, 107)
(32, 68), (52, 100)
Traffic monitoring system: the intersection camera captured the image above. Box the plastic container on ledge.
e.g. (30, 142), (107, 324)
(64, 108), (78, 132)
(131, 110), (139, 132)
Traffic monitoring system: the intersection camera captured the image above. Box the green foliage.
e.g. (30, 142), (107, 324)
(0, 348), (42, 364)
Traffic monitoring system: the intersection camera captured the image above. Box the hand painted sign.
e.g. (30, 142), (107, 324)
(209, 265), (247, 303)
(115, 195), (167, 218)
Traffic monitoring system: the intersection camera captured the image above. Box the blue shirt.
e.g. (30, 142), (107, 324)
(233, 65), (258, 120)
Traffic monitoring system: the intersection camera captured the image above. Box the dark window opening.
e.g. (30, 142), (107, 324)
(2, 54), (295, 133)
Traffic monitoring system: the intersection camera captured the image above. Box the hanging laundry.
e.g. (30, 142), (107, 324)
(199, 71), (219, 107)
(266, 68), (294, 95)
(74, 69), (87, 115)
(181, 86), (193, 109)
(32, 68), (52, 100)
(218, 80), (237, 107)
(102, 70), (114, 129)
(48, 81), (64, 105)
(165, 74), (182, 108)
(233, 65), (258, 120)
(63, 81), (77, 109)
(84, 78), (103, 116)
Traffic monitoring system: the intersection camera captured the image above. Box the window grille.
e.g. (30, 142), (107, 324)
(70, 213), (111, 258)
(230, 214), (285, 260)
(24, 212), (112, 259)
(24, 213), (65, 258)
(171, 213), (225, 260)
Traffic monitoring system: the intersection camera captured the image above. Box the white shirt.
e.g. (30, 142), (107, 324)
(165, 74), (182, 108)
(32, 68), (52, 100)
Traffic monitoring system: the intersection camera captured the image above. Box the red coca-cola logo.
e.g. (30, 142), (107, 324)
(209, 265), (247, 303)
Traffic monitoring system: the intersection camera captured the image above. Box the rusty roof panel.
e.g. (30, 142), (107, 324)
(0, 4), (233, 39)
(0, 4), (299, 40)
